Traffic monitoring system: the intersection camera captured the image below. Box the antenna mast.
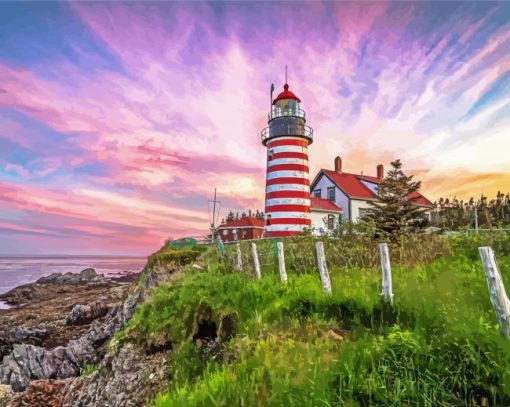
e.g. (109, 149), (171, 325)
(285, 65), (288, 83)
(270, 83), (275, 110)
(209, 188), (221, 243)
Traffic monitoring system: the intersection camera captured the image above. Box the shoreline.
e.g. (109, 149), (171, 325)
(0, 257), (146, 297)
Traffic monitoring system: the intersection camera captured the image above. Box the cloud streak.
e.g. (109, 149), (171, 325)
(0, 1), (509, 254)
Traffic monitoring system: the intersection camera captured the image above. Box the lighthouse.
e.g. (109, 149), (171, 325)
(261, 82), (313, 237)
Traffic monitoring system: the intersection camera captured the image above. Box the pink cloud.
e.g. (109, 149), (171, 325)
(1, 2), (510, 254)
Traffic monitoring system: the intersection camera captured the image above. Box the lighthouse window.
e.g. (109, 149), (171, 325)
(266, 215), (272, 225)
(268, 150), (274, 161)
(275, 99), (298, 115)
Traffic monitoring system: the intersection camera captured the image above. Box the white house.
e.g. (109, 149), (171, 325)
(309, 197), (342, 235)
(310, 156), (434, 223)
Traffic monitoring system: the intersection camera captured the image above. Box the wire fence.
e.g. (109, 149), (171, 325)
(218, 234), (510, 338)
(220, 234), (451, 279)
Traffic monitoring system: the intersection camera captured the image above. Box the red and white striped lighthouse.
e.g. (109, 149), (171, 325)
(261, 83), (313, 238)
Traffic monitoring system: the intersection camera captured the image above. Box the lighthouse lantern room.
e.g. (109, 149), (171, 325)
(261, 83), (313, 238)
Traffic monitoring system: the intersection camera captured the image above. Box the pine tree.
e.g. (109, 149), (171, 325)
(226, 210), (236, 223)
(364, 159), (429, 241)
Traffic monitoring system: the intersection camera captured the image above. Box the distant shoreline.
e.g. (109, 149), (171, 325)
(0, 257), (147, 296)
(0, 255), (147, 259)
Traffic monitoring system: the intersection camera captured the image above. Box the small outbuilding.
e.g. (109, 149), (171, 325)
(217, 217), (265, 243)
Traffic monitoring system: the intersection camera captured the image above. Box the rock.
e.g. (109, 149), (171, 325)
(109, 271), (141, 284)
(79, 268), (97, 281)
(0, 344), (80, 392)
(0, 328), (48, 359)
(66, 301), (109, 325)
(3, 328), (48, 344)
(10, 379), (68, 407)
(0, 283), (142, 392)
(0, 262), (176, 394)
(60, 343), (171, 407)
(35, 268), (107, 286)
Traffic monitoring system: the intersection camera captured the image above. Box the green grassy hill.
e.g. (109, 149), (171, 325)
(116, 233), (510, 406)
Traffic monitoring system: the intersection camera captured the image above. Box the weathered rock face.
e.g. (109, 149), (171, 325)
(61, 343), (171, 407)
(0, 267), (140, 393)
(0, 288), (140, 392)
(0, 328), (48, 360)
(0, 263), (178, 404)
(1, 344), (80, 392)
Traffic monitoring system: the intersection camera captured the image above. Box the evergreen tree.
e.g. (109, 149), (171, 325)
(364, 159), (429, 241)
(226, 210), (236, 223)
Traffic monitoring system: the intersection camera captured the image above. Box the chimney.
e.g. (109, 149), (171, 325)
(377, 164), (384, 179)
(334, 156), (342, 173)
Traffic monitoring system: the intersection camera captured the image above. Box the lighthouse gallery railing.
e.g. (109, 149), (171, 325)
(261, 124), (313, 143)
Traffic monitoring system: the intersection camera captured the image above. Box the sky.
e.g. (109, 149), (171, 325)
(1, 1), (510, 255)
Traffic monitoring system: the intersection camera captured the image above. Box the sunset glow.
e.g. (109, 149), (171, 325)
(1, 2), (510, 254)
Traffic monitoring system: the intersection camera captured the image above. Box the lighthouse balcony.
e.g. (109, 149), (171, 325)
(261, 124), (313, 145)
(268, 106), (306, 121)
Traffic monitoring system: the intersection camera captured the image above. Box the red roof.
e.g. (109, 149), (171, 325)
(323, 170), (377, 200)
(408, 191), (434, 206)
(319, 169), (434, 207)
(273, 83), (301, 105)
(218, 216), (264, 229)
(310, 197), (342, 212)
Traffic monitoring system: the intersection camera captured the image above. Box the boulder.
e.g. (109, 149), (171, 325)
(0, 327), (48, 359)
(66, 301), (109, 325)
(36, 268), (108, 286)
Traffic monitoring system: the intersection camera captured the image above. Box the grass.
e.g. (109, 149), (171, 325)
(81, 363), (99, 376)
(118, 233), (510, 406)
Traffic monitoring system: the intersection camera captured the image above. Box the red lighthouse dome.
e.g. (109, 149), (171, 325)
(272, 83), (302, 104)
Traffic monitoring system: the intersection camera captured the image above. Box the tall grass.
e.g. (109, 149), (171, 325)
(120, 233), (510, 406)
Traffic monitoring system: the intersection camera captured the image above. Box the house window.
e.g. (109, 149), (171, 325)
(222, 229), (227, 236)
(266, 214), (272, 225)
(327, 187), (335, 202)
(313, 189), (321, 198)
(327, 214), (335, 230)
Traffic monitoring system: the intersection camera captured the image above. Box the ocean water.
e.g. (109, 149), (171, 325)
(0, 256), (147, 299)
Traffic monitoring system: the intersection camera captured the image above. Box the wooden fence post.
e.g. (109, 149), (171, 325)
(379, 243), (394, 304)
(251, 243), (261, 279)
(315, 241), (332, 294)
(277, 242), (288, 284)
(479, 246), (510, 339)
(236, 243), (243, 271)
